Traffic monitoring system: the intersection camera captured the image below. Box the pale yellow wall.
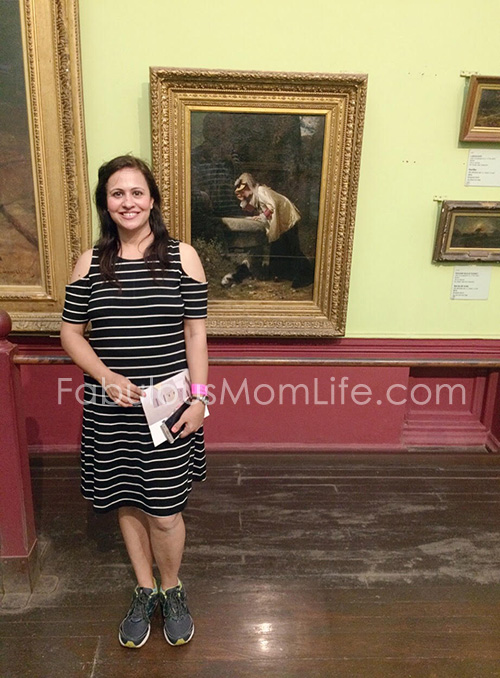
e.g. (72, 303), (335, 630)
(79, 0), (500, 338)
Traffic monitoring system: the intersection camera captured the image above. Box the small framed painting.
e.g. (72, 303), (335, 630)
(433, 201), (500, 262)
(460, 75), (500, 143)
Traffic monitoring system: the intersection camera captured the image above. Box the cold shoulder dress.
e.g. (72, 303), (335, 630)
(61, 240), (207, 516)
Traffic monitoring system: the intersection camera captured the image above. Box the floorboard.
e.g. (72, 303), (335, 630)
(1, 453), (499, 677)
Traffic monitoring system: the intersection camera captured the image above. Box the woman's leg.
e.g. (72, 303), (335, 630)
(147, 512), (194, 646)
(118, 508), (186, 589)
(146, 512), (185, 591)
(118, 506), (155, 588)
(118, 507), (162, 648)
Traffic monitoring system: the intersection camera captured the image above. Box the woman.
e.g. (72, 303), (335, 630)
(60, 155), (208, 649)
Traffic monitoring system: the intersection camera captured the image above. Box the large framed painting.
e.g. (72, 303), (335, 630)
(0, 0), (90, 332)
(460, 75), (500, 143)
(150, 67), (367, 337)
(433, 200), (500, 262)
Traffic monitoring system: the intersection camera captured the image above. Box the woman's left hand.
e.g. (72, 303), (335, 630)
(172, 399), (205, 438)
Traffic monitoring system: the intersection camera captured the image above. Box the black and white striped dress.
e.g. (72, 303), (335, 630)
(62, 240), (207, 516)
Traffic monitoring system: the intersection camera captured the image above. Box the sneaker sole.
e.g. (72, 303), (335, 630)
(118, 624), (151, 649)
(163, 623), (194, 646)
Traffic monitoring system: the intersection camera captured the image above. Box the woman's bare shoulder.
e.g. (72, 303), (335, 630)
(178, 241), (206, 282)
(69, 248), (93, 283)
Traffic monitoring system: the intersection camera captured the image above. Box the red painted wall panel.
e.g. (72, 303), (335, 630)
(406, 368), (485, 413)
(21, 363), (83, 450)
(0, 334), (37, 559)
(12, 336), (500, 454)
(204, 365), (408, 449)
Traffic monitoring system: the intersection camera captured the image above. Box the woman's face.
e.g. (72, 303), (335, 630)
(106, 168), (154, 234)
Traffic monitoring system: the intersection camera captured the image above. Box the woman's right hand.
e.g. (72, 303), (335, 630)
(101, 371), (144, 407)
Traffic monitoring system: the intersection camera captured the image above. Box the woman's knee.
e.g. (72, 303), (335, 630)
(148, 512), (183, 533)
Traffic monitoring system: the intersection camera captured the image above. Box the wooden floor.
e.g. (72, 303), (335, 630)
(1, 453), (500, 677)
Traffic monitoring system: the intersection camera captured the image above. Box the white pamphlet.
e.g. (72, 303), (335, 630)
(140, 369), (208, 446)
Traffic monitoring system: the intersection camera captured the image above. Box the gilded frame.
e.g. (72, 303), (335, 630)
(460, 75), (500, 143)
(1, 0), (91, 332)
(433, 200), (500, 262)
(150, 67), (367, 337)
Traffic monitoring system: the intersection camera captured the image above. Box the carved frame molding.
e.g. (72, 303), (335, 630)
(3, 0), (91, 333)
(150, 67), (367, 337)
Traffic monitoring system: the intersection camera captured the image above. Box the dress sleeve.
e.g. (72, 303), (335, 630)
(61, 277), (91, 324)
(180, 270), (208, 319)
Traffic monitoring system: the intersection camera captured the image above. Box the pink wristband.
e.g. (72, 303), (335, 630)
(191, 383), (207, 396)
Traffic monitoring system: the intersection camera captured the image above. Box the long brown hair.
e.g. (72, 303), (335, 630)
(95, 155), (170, 283)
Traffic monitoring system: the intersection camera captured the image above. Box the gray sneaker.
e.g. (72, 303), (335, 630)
(161, 581), (194, 646)
(119, 584), (159, 648)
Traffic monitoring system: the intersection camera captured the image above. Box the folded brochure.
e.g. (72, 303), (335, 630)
(140, 368), (209, 446)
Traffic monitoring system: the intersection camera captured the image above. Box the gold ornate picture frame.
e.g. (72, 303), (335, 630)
(1, 0), (90, 332)
(433, 200), (500, 262)
(460, 75), (500, 143)
(150, 67), (367, 337)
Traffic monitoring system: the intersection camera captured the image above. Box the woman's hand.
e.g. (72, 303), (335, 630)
(172, 399), (205, 438)
(101, 371), (144, 407)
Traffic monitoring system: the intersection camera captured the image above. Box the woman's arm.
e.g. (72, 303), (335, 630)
(184, 317), (208, 387)
(61, 320), (110, 385)
(61, 322), (143, 402)
(174, 243), (209, 436)
(60, 251), (143, 407)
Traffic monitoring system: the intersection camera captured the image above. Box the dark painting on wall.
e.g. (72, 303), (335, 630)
(450, 215), (500, 249)
(476, 88), (500, 128)
(460, 75), (500, 142)
(0, 0), (90, 332)
(151, 67), (367, 337)
(0, 0), (39, 286)
(190, 110), (325, 302)
(433, 200), (500, 262)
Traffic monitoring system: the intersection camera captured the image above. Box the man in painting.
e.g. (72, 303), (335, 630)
(221, 173), (314, 289)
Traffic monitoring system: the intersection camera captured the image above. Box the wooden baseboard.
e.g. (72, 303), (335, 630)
(0, 541), (40, 594)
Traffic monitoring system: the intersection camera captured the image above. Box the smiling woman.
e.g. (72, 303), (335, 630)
(60, 154), (209, 649)
(92, 156), (171, 284)
(106, 168), (154, 244)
